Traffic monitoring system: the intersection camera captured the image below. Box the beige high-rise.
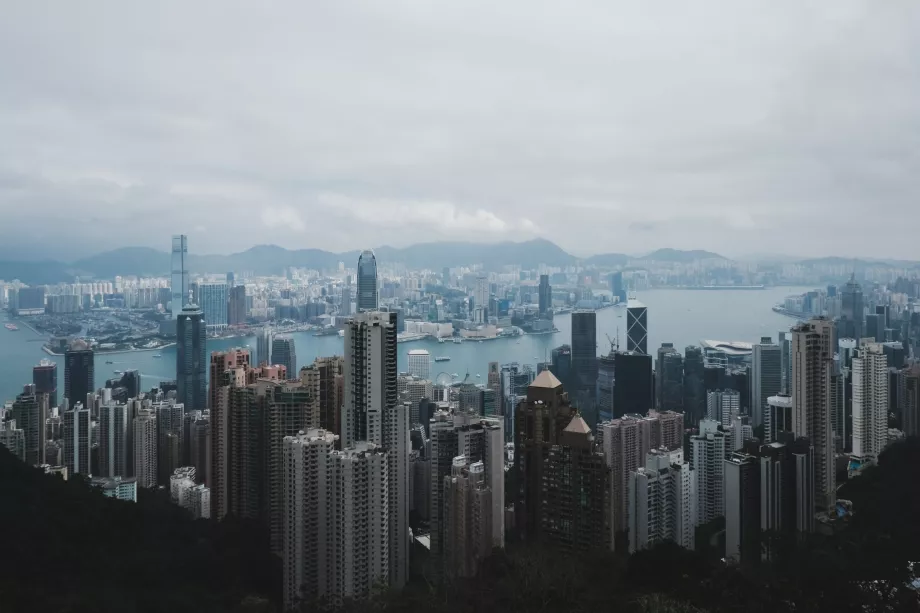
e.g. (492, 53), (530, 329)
(791, 318), (835, 513)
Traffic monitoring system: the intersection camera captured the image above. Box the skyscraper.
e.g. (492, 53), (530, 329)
(901, 365), (920, 437)
(791, 318), (836, 512)
(570, 310), (598, 417)
(356, 249), (378, 312)
(443, 457), (494, 580)
(63, 403), (91, 476)
(724, 451), (760, 565)
(133, 409), (159, 488)
(257, 326), (273, 366)
(840, 274), (864, 341)
(751, 338), (782, 429)
(155, 400), (186, 485)
(765, 394), (794, 444)
(683, 346), (706, 425)
(549, 344), (572, 391)
(12, 387), (46, 466)
(271, 335), (297, 379)
(228, 284), (247, 326)
(177, 306), (207, 411)
(538, 274), (552, 315)
(707, 390), (740, 428)
(626, 300), (648, 355)
(300, 356), (345, 437)
(341, 310), (408, 588)
(690, 419), (728, 525)
(628, 449), (695, 553)
(171, 234), (189, 319)
(610, 271), (627, 304)
(199, 283), (229, 332)
(64, 339), (94, 409)
(282, 431), (388, 608)
(600, 414), (653, 537)
(657, 346), (684, 412)
(32, 359), (57, 409)
(613, 351), (653, 418)
(407, 349), (431, 380)
(473, 274), (489, 323)
(851, 341), (888, 466)
(209, 348), (251, 411)
(98, 402), (129, 478)
(758, 435), (815, 549)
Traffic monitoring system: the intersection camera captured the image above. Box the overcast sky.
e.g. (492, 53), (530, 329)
(2, 1), (920, 261)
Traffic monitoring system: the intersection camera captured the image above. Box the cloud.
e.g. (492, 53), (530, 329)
(1, 1), (920, 259)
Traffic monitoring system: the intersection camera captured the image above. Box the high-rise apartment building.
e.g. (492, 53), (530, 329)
(155, 400), (186, 485)
(11, 388), (46, 466)
(356, 249), (378, 312)
(690, 419), (728, 525)
(599, 414), (654, 538)
(177, 306), (207, 411)
(626, 300), (648, 355)
(791, 318), (836, 512)
(282, 432), (388, 608)
(341, 310), (408, 588)
(271, 335), (297, 380)
(473, 274), (489, 322)
(300, 356), (345, 437)
(407, 349), (431, 380)
(199, 283), (229, 332)
(840, 275), (864, 341)
(443, 457), (494, 580)
(0, 420), (26, 462)
(257, 327), (273, 366)
(228, 285), (247, 326)
(134, 409), (158, 488)
(758, 435), (815, 547)
(98, 402), (129, 478)
(724, 451), (759, 565)
(209, 348), (251, 411)
(538, 274), (552, 315)
(171, 234), (189, 318)
(851, 341), (888, 466)
(628, 449), (695, 553)
(32, 359), (57, 409)
(751, 338), (782, 428)
(63, 403), (91, 476)
(707, 390), (741, 428)
(901, 365), (920, 437)
(64, 339), (94, 409)
(429, 412), (504, 580)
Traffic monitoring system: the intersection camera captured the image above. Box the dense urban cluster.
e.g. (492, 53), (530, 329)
(2, 236), (920, 611)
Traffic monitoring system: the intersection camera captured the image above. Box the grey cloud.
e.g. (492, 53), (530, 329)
(2, 1), (920, 259)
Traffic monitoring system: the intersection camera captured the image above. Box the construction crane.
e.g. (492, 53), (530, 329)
(605, 331), (620, 354)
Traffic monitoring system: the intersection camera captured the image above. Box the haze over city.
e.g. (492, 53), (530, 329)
(3, 1), (920, 260)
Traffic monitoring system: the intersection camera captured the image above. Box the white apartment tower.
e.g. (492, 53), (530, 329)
(342, 310), (409, 589)
(63, 403), (91, 477)
(598, 415), (654, 535)
(628, 449), (696, 553)
(851, 341), (889, 466)
(133, 409), (159, 488)
(690, 419), (728, 525)
(407, 349), (431, 380)
(282, 430), (389, 609)
(707, 390), (740, 428)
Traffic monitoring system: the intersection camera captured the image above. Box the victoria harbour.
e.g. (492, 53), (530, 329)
(0, 286), (808, 404)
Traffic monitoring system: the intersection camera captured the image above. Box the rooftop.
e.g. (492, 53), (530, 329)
(563, 414), (592, 435)
(530, 369), (562, 389)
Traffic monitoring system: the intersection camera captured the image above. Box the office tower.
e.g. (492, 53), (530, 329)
(271, 335), (297, 379)
(597, 351), (615, 421)
(155, 401), (185, 485)
(63, 403), (91, 476)
(513, 371), (586, 543)
(758, 436), (815, 549)
(443, 457), (494, 580)
(538, 274), (552, 315)
(171, 234), (189, 318)
(177, 305), (207, 411)
(571, 310), (598, 410)
(98, 402), (129, 478)
(764, 394), (793, 444)
(865, 313), (882, 343)
(628, 449), (695, 553)
(778, 331), (793, 395)
(658, 348), (684, 413)
(0, 420), (26, 461)
(500, 363), (535, 440)
(549, 344), (572, 391)
(429, 412), (504, 580)
(610, 271), (627, 304)
(690, 419), (728, 525)
(407, 349), (431, 380)
(473, 274), (489, 322)
(840, 274), (864, 341)
(257, 327), (273, 366)
(199, 283), (229, 332)
(228, 285), (247, 326)
(341, 310), (408, 588)
(209, 348), (251, 411)
(399, 375), (434, 415)
(626, 299), (648, 355)
(134, 409), (158, 488)
(613, 352), (653, 418)
(64, 339), (94, 408)
(11, 388), (46, 466)
(901, 365), (920, 437)
(751, 339), (782, 429)
(282, 431), (388, 608)
(724, 451), (760, 565)
(487, 362), (501, 397)
(656, 344), (675, 406)
(33, 359), (57, 409)
(683, 346), (706, 425)
(356, 249), (378, 312)
(707, 390), (740, 428)
(730, 415), (753, 452)
(791, 318), (836, 512)
(301, 356), (345, 436)
(851, 342), (888, 466)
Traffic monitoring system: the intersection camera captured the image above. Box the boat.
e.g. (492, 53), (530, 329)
(152, 354), (163, 358)
(437, 337), (446, 343)
(113, 370), (123, 375)
(452, 338), (462, 344)
(105, 361), (114, 364)
(434, 356), (451, 362)
(4, 323), (18, 331)
(451, 373), (459, 378)
(476, 374), (481, 378)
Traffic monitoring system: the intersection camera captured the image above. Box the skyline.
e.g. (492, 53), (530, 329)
(4, 2), (920, 260)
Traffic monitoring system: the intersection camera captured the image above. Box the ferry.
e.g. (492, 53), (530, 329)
(451, 373), (459, 378)
(476, 374), (481, 378)
(105, 361), (114, 364)
(434, 356), (451, 362)
(152, 354), (163, 358)
(113, 370), (123, 375)
(4, 323), (18, 331)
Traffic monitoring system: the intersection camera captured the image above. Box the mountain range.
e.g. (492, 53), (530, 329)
(0, 239), (733, 284)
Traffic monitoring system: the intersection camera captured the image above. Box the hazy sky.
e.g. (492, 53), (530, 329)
(2, 1), (920, 260)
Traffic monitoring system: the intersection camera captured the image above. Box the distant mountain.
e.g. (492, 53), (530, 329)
(796, 256), (920, 268)
(583, 252), (630, 267)
(72, 247), (170, 278)
(0, 260), (75, 285)
(639, 248), (727, 262)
